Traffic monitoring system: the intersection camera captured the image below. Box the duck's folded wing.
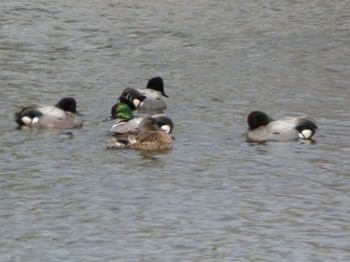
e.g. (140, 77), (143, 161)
(15, 104), (64, 126)
(268, 117), (299, 132)
(268, 117), (318, 140)
(109, 118), (142, 134)
(138, 92), (167, 112)
(36, 106), (67, 120)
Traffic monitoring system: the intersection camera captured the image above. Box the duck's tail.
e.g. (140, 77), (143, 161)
(14, 106), (43, 128)
(118, 88), (147, 111)
(295, 117), (318, 139)
(14, 110), (25, 126)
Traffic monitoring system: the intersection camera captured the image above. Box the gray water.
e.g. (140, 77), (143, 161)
(1, 1), (350, 261)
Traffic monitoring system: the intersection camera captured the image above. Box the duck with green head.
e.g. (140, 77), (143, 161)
(245, 111), (318, 142)
(107, 116), (174, 151)
(105, 102), (174, 134)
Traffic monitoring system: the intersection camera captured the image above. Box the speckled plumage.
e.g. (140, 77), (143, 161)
(107, 130), (173, 151)
(107, 116), (174, 151)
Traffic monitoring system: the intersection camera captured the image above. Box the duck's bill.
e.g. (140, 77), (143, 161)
(76, 110), (84, 117)
(162, 92), (169, 98)
(102, 116), (113, 122)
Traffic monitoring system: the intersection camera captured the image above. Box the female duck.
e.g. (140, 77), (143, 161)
(15, 97), (83, 129)
(245, 111), (318, 142)
(107, 116), (174, 151)
(106, 103), (174, 134)
(117, 76), (168, 112)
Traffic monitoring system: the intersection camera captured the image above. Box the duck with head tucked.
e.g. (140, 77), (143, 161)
(117, 76), (168, 112)
(15, 97), (84, 129)
(105, 102), (174, 134)
(244, 111), (318, 142)
(106, 103), (174, 151)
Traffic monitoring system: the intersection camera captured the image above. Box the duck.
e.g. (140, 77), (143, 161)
(117, 76), (168, 112)
(107, 116), (174, 151)
(244, 111), (318, 142)
(15, 97), (83, 129)
(105, 102), (174, 134)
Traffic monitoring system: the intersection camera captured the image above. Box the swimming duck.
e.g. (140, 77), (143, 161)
(244, 111), (318, 142)
(15, 97), (83, 129)
(117, 76), (168, 112)
(107, 116), (174, 151)
(106, 103), (174, 134)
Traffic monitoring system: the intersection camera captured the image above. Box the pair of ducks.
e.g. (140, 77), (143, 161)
(105, 103), (174, 151)
(14, 76), (319, 150)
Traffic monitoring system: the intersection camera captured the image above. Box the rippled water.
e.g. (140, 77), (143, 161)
(1, 1), (350, 261)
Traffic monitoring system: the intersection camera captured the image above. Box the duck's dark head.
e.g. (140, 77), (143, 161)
(247, 111), (274, 130)
(112, 103), (133, 120)
(56, 97), (83, 116)
(146, 77), (168, 97)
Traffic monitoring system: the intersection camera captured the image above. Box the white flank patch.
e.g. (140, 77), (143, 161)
(133, 99), (141, 108)
(32, 117), (40, 125)
(22, 116), (33, 126)
(161, 125), (171, 134)
(301, 129), (313, 139)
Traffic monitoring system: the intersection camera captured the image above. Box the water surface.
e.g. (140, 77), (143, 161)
(1, 1), (350, 261)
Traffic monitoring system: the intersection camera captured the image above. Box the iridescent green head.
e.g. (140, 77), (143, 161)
(247, 111), (274, 130)
(111, 103), (133, 120)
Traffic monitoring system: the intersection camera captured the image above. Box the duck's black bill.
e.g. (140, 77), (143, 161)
(102, 116), (113, 122)
(75, 110), (84, 117)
